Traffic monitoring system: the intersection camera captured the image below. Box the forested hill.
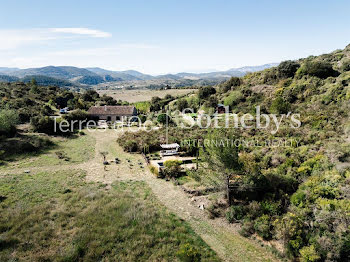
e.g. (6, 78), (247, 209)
(212, 43), (350, 261)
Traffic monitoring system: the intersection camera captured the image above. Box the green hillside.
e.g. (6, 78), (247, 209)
(119, 44), (350, 261)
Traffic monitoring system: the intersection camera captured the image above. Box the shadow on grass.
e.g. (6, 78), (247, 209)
(0, 133), (81, 166)
(0, 239), (19, 251)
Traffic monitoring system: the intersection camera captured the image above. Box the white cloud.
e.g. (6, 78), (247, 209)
(0, 28), (111, 50)
(118, 43), (159, 49)
(50, 27), (111, 38)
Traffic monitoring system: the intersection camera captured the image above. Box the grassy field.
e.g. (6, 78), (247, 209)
(0, 133), (95, 170)
(0, 169), (220, 261)
(98, 89), (196, 103)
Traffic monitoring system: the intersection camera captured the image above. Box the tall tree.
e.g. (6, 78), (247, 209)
(201, 128), (241, 205)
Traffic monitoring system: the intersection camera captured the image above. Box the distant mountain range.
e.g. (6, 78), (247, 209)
(0, 63), (278, 89)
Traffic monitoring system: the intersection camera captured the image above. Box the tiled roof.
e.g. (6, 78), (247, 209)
(88, 106), (136, 116)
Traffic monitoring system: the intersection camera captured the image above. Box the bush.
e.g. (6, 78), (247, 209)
(340, 59), (350, 72)
(270, 96), (290, 114)
(254, 215), (272, 240)
(30, 115), (58, 135)
(239, 220), (255, 237)
(277, 60), (300, 78)
(198, 86), (216, 100)
(176, 243), (201, 262)
(0, 135), (53, 160)
(207, 203), (222, 219)
(0, 109), (19, 138)
(149, 165), (160, 177)
(226, 205), (246, 223)
(157, 113), (171, 125)
(124, 140), (138, 152)
(177, 99), (189, 112)
(163, 160), (182, 178)
(204, 95), (218, 108)
(64, 109), (88, 122)
(220, 77), (241, 93)
(299, 245), (321, 262)
(297, 60), (339, 79)
(223, 91), (244, 108)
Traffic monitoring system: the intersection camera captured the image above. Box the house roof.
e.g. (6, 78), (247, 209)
(160, 143), (180, 149)
(88, 106), (136, 116)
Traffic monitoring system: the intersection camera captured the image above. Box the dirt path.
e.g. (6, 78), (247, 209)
(1, 129), (279, 262)
(81, 130), (280, 262)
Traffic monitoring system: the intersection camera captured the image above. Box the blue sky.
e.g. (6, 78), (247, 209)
(0, 0), (349, 74)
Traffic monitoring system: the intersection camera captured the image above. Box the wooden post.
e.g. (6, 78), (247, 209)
(196, 148), (199, 170)
(226, 175), (232, 206)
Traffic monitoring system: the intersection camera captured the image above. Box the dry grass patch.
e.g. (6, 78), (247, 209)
(0, 170), (220, 261)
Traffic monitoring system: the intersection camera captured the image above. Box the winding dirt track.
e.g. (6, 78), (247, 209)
(1, 130), (279, 262)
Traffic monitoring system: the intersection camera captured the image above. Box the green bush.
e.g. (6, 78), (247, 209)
(149, 165), (160, 177)
(163, 160), (182, 178)
(204, 95), (218, 108)
(226, 205), (246, 223)
(239, 219), (255, 237)
(124, 140), (138, 152)
(290, 191), (307, 207)
(297, 60), (339, 79)
(277, 60), (300, 78)
(157, 113), (171, 125)
(223, 90), (244, 108)
(0, 109), (19, 138)
(254, 215), (272, 240)
(220, 77), (242, 93)
(198, 86), (216, 99)
(30, 115), (58, 135)
(177, 98), (189, 112)
(299, 245), (321, 262)
(270, 96), (290, 114)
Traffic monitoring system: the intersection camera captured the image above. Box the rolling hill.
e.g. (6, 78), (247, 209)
(0, 64), (279, 88)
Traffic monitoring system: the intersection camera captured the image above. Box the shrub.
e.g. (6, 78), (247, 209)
(124, 140), (138, 152)
(207, 203), (222, 219)
(0, 109), (19, 138)
(139, 114), (147, 123)
(177, 243), (201, 262)
(204, 95), (218, 108)
(259, 200), (281, 216)
(270, 96), (290, 114)
(149, 165), (160, 177)
(297, 60), (339, 79)
(198, 86), (216, 100)
(177, 98), (189, 112)
(30, 115), (57, 135)
(254, 215), (272, 240)
(220, 77), (241, 93)
(163, 160), (182, 178)
(157, 113), (172, 125)
(290, 191), (307, 207)
(299, 245), (321, 262)
(223, 91), (244, 108)
(63, 109), (89, 129)
(164, 94), (174, 100)
(226, 205), (246, 223)
(239, 219), (255, 237)
(277, 60), (300, 78)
